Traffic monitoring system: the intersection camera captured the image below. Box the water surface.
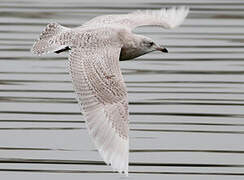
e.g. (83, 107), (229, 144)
(0, 0), (244, 179)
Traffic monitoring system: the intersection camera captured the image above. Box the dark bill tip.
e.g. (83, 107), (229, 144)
(156, 47), (168, 53)
(161, 48), (168, 53)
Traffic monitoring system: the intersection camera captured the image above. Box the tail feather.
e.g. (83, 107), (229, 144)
(31, 23), (71, 55)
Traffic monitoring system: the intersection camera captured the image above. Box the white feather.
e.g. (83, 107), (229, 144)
(68, 42), (129, 175)
(84, 6), (189, 30)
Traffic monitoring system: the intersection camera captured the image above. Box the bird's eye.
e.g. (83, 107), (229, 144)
(149, 42), (154, 46)
(143, 41), (154, 47)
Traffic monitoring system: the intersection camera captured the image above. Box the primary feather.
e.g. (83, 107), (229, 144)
(84, 6), (189, 29)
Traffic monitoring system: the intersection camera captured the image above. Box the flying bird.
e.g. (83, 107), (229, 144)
(31, 6), (189, 175)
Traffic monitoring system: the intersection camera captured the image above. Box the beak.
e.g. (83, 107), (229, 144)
(156, 47), (168, 53)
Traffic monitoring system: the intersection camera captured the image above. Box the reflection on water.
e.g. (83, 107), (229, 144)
(0, 0), (244, 179)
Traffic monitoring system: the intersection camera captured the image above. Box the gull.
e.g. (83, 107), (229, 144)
(31, 6), (189, 175)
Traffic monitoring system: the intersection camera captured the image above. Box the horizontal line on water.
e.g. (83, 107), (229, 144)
(0, 31), (36, 35)
(1, 111), (244, 118)
(146, 32), (244, 36)
(0, 168), (244, 176)
(2, 96), (244, 102)
(0, 127), (83, 130)
(184, 24), (244, 28)
(2, 47), (244, 52)
(1, 97), (244, 106)
(0, 89), (243, 93)
(2, 42), (244, 49)
(172, 51), (244, 54)
(132, 122), (244, 127)
(0, 80), (69, 83)
(2, 79), (244, 84)
(2, 79), (244, 86)
(1, 80), (244, 86)
(0, 57), (65, 61)
(0, 89), (73, 93)
(0, 72), (67, 75)
(3, 32), (244, 39)
(0, 127), (243, 134)
(1, 24), (244, 32)
(129, 91), (244, 95)
(2, 70), (244, 75)
(148, 98), (244, 102)
(127, 81), (244, 84)
(131, 128), (244, 134)
(125, 70), (244, 75)
(167, 45), (244, 48)
(138, 58), (244, 61)
(1, 89), (244, 95)
(1, 35), (244, 43)
(0, 111), (78, 115)
(130, 102), (244, 106)
(2, 1), (244, 5)
(0, 120), (243, 127)
(0, 38), (33, 42)
(0, 146), (76, 151)
(0, 12), (243, 21)
(0, 158), (243, 168)
(131, 112), (244, 118)
(2, 99), (244, 106)
(0, 22), (77, 26)
(0, 120), (83, 123)
(1, 57), (244, 61)
(1, 2), (244, 8)
(130, 149), (244, 154)
(0, 6), (244, 14)
(1, 146), (243, 154)
(0, 85), (231, 89)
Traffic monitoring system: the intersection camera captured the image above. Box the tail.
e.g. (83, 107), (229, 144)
(31, 23), (71, 55)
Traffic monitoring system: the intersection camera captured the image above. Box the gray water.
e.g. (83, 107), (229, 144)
(0, 0), (244, 179)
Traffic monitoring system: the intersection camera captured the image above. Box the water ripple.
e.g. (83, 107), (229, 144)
(0, 0), (244, 179)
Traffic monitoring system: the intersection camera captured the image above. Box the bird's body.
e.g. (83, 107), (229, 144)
(32, 7), (189, 175)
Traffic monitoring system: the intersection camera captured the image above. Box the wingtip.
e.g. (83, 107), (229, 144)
(163, 6), (190, 29)
(178, 6), (190, 18)
(85, 108), (129, 176)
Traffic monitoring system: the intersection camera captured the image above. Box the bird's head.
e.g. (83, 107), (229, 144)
(139, 36), (168, 54)
(119, 35), (168, 61)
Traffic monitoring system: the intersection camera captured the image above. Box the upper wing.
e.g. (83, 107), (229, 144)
(84, 6), (189, 30)
(68, 35), (129, 174)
